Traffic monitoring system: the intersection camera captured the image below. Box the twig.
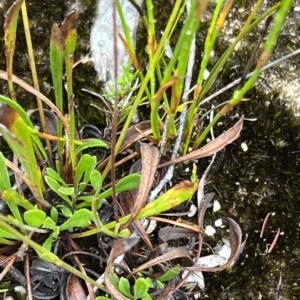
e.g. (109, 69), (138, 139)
(260, 212), (270, 238)
(268, 228), (280, 254)
(25, 254), (33, 300)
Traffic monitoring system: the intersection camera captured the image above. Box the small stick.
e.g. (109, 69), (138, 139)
(268, 228), (280, 254)
(260, 212), (270, 238)
(25, 254), (33, 300)
(274, 273), (282, 298)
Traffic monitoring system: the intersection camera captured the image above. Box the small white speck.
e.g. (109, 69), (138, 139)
(188, 204), (197, 217)
(241, 142), (248, 151)
(213, 200), (221, 212)
(14, 286), (26, 294)
(215, 218), (222, 227)
(205, 225), (216, 236)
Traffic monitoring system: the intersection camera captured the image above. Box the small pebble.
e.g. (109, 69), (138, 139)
(205, 225), (216, 236)
(215, 218), (223, 227)
(213, 200), (221, 212)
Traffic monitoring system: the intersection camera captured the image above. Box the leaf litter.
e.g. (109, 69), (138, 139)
(98, 119), (245, 299)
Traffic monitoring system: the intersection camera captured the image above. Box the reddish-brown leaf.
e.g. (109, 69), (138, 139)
(127, 246), (192, 279)
(121, 142), (159, 229)
(158, 118), (243, 168)
(66, 274), (86, 300)
(158, 226), (199, 242)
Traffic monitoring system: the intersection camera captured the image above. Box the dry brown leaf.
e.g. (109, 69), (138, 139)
(65, 274), (86, 300)
(120, 121), (153, 152)
(186, 218), (242, 272)
(150, 216), (204, 235)
(158, 118), (243, 168)
(127, 246), (192, 279)
(158, 226), (199, 242)
(121, 142), (159, 229)
(198, 192), (215, 227)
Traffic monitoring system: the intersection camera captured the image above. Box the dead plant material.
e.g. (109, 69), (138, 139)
(127, 246), (192, 279)
(151, 216), (204, 235)
(104, 237), (140, 300)
(121, 142), (159, 229)
(158, 226), (199, 243)
(96, 121), (153, 171)
(186, 218), (242, 272)
(120, 121), (153, 151)
(66, 273), (87, 300)
(158, 118), (243, 168)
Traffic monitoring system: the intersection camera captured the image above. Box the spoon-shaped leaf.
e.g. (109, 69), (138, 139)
(59, 209), (93, 232)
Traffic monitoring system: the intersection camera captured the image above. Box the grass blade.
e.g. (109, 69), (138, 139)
(4, 0), (23, 101)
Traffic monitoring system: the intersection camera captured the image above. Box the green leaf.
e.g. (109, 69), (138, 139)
(74, 139), (108, 156)
(0, 152), (11, 191)
(42, 217), (57, 230)
(157, 267), (180, 282)
(42, 217), (60, 239)
(136, 180), (198, 219)
(117, 229), (131, 238)
(59, 209), (92, 231)
(96, 297), (112, 300)
(58, 205), (73, 218)
(75, 195), (94, 208)
(42, 232), (54, 252)
(90, 170), (102, 195)
(46, 168), (68, 186)
(45, 176), (72, 206)
(4, 0), (23, 101)
(76, 195), (102, 210)
(0, 236), (18, 245)
(98, 173), (140, 199)
(144, 278), (154, 289)
(0, 227), (18, 240)
(50, 207), (58, 224)
(0, 103), (49, 208)
(58, 186), (75, 196)
(108, 273), (119, 290)
(133, 278), (149, 299)
(63, 11), (77, 99)
(119, 277), (133, 298)
(24, 210), (46, 227)
(50, 23), (64, 113)
(141, 294), (152, 300)
(156, 280), (164, 289)
(75, 154), (97, 193)
(1, 189), (26, 233)
(1, 189), (34, 211)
